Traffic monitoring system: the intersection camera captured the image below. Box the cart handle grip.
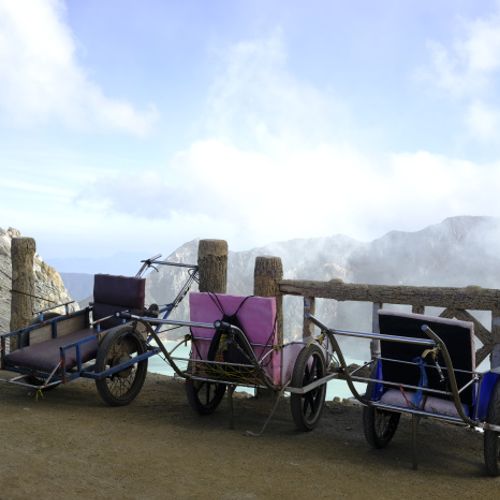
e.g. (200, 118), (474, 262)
(141, 253), (162, 263)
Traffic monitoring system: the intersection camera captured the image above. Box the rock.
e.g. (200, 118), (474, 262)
(0, 227), (77, 333)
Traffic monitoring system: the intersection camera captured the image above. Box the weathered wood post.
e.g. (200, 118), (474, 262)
(412, 305), (425, 314)
(198, 239), (228, 293)
(254, 256), (283, 398)
(10, 237), (36, 350)
(254, 256), (283, 343)
(303, 296), (316, 339)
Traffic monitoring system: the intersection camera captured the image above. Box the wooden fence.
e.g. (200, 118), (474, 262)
(247, 249), (500, 368)
(9, 237), (500, 368)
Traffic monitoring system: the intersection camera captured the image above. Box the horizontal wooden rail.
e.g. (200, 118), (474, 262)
(279, 279), (500, 311)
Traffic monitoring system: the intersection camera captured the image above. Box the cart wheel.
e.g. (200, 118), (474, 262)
(185, 363), (226, 415)
(484, 379), (500, 476)
(290, 344), (327, 431)
(95, 325), (148, 406)
(363, 406), (400, 449)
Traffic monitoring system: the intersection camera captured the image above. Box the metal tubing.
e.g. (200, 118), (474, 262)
(126, 315), (215, 330)
(287, 373), (339, 394)
(0, 377), (61, 389)
(348, 375), (454, 397)
(87, 349), (159, 379)
(307, 314), (436, 347)
(371, 401), (466, 425)
(482, 422), (500, 432)
(420, 325), (478, 427)
(170, 356), (257, 369)
(188, 374), (269, 389)
(378, 355), (475, 375)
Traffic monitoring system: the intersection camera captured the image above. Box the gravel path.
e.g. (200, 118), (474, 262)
(0, 372), (498, 499)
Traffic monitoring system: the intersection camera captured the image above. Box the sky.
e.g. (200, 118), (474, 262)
(2, 0), (500, 271)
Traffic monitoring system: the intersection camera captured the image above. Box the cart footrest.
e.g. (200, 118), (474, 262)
(380, 389), (469, 418)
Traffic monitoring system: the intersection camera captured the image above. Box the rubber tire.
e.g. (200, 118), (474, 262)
(185, 362), (226, 415)
(363, 406), (400, 449)
(290, 344), (327, 431)
(484, 379), (500, 476)
(95, 325), (148, 406)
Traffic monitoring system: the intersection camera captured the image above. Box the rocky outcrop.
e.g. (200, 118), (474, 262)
(0, 227), (77, 333)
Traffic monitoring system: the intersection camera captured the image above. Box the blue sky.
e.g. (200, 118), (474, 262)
(2, 0), (500, 270)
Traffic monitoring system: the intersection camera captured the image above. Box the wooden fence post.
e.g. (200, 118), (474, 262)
(10, 237), (36, 350)
(254, 256), (283, 344)
(198, 239), (228, 293)
(254, 256), (283, 398)
(303, 296), (316, 339)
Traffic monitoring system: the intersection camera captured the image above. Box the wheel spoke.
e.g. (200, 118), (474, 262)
(205, 383), (210, 405)
(303, 394), (312, 416)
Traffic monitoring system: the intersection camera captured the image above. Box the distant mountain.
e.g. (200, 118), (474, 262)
(52, 216), (500, 352)
(59, 273), (94, 302)
(144, 216), (500, 345)
(346, 216), (500, 287)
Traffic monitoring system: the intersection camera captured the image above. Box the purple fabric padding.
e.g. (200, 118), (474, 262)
(189, 293), (283, 384)
(5, 329), (98, 372)
(280, 343), (305, 385)
(380, 388), (469, 418)
(92, 274), (146, 329)
(93, 274), (145, 309)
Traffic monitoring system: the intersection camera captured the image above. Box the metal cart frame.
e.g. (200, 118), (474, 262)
(0, 255), (198, 406)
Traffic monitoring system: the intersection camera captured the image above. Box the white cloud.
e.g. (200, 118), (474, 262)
(465, 100), (500, 140)
(420, 6), (500, 141)
(204, 31), (352, 150)
(0, 0), (157, 135)
(73, 31), (500, 251)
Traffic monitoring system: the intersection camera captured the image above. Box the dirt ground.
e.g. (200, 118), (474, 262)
(0, 372), (499, 500)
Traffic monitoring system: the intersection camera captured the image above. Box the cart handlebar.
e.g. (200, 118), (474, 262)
(141, 253), (162, 263)
(135, 254), (198, 278)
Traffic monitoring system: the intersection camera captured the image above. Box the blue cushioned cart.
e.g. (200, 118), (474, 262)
(307, 310), (500, 476)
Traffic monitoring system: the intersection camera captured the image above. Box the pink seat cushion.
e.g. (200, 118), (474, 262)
(189, 293), (289, 385)
(380, 389), (469, 418)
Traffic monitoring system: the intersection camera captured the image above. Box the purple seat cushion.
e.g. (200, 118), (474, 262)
(5, 329), (98, 372)
(93, 274), (146, 329)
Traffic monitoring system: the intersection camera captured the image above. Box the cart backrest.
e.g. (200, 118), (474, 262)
(189, 292), (282, 384)
(378, 310), (475, 406)
(93, 274), (146, 329)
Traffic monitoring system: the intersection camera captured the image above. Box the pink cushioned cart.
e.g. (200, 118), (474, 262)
(128, 291), (337, 433)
